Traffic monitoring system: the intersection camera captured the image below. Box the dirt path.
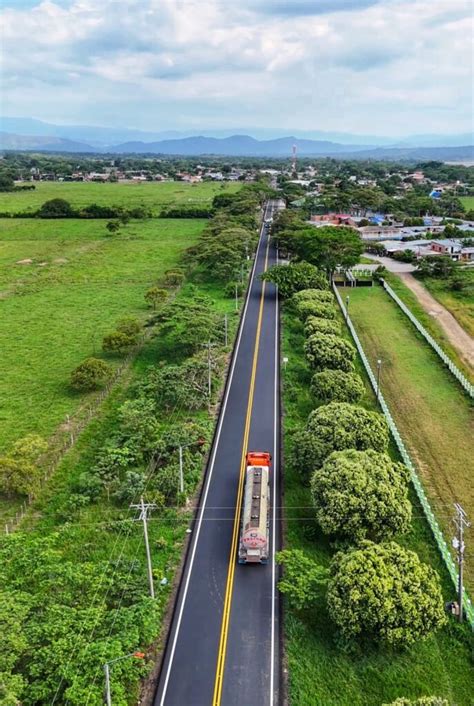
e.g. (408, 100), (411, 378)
(399, 272), (474, 371)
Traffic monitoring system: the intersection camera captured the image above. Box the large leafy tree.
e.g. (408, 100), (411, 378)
(310, 369), (364, 403)
(0, 434), (47, 499)
(261, 262), (328, 298)
(290, 402), (389, 481)
(304, 333), (356, 371)
(311, 449), (412, 542)
(293, 225), (363, 275)
(327, 541), (446, 647)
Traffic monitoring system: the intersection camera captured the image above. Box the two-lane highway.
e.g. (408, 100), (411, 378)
(154, 200), (283, 706)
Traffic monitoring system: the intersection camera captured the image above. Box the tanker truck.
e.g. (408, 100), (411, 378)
(238, 451), (271, 564)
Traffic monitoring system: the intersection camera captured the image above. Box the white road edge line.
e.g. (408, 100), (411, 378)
(158, 204), (270, 706)
(270, 229), (278, 706)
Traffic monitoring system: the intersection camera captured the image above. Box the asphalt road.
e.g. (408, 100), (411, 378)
(154, 200), (283, 706)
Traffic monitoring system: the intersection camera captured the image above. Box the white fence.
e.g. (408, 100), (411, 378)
(380, 278), (473, 398)
(333, 283), (474, 628)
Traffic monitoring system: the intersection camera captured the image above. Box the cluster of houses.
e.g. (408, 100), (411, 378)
(377, 238), (474, 262)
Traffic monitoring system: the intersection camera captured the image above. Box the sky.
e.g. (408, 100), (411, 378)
(0, 0), (473, 137)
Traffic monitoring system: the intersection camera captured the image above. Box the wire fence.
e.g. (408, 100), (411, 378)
(380, 278), (474, 398)
(333, 282), (474, 628)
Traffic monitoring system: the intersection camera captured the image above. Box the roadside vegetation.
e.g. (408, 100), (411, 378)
(0, 180), (277, 704)
(265, 211), (473, 705)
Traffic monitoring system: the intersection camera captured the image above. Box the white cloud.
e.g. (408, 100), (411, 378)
(0, 0), (472, 135)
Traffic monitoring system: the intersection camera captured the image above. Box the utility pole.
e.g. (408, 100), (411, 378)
(376, 359), (382, 401)
(104, 663), (112, 706)
(200, 341), (217, 404)
(453, 503), (470, 622)
(130, 497), (157, 599)
(178, 445), (184, 494)
(345, 294), (350, 320)
(235, 283), (239, 311)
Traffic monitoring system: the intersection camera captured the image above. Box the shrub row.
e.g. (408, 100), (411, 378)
(280, 282), (446, 650)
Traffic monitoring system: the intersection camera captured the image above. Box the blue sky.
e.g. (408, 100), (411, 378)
(1, 0), (472, 136)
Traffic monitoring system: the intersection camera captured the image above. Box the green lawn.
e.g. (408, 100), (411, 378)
(416, 273), (474, 339)
(281, 305), (473, 706)
(460, 196), (474, 210)
(0, 180), (239, 215)
(0, 217), (207, 453)
(347, 285), (474, 591)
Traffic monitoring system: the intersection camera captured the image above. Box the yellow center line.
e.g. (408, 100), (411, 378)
(212, 232), (271, 706)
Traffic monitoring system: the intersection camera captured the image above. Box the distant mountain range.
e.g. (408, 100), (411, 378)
(1, 116), (473, 150)
(0, 125), (473, 162)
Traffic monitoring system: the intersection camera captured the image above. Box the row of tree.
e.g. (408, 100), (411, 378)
(265, 211), (447, 654)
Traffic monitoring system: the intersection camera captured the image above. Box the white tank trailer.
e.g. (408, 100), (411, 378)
(238, 452), (271, 564)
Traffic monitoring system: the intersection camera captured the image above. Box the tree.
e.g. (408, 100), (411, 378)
(416, 256), (456, 279)
(0, 174), (15, 192)
(304, 316), (341, 337)
(291, 288), (334, 305)
(276, 550), (328, 610)
(327, 541), (446, 647)
(0, 434), (47, 499)
(116, 317), (141, 338)
(311, 449), (412, 542)
(70, 357), (112, 391)
(37, 198), (75, 218)
(144, 286), (168, 310)
(294, 226), (364, 276)
(304, 333), (356, 371)
(296, 300), (337, 322)
(105, 220), (120, 235)
(289, 402), (389, 481)
(261, 262), (328, 298)
(163, 271), (185, 287)
(102, 331), (136, 354)
(311, 369), (364, 403)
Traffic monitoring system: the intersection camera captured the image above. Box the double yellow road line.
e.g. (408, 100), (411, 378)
(212, 231), (271, 706)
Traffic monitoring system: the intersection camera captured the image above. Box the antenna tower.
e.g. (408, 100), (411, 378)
(291, 143), (297, 173)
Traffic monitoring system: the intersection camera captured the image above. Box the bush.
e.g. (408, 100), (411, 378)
(261, 261), (328, 298)
(144, 286), (168, 310)
(102, 331), (136, 353)
(153, 464), (180, 504)
(142, 356), (214, 411)
(116, 317), (141, 338)
(291, 288), (334, 305)
(304, 333), (355, 371)
(224, 281), (244, 298)
(304, 316), (341, 337)
(289, 402), (389, 481)
(311, 449), (412, 541)
(276, 549), (328, 610)
(163, 271), (185, 287)
(37, 198), (75, 218)
(310, 369), (364, 403)
(383, 698), (449, 706)
(296, 300), (337, 322)
(327, 541), (446, 647)
(70, 357), (112, 391)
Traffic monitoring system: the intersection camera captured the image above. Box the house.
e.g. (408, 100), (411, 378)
(430, 239), (463, 256)
(358, 225), (401, 240)
(460, 247), (474, 262)
(310, 213), (357, 227)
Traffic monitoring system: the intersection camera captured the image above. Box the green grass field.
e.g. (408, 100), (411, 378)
(281, 306), (473, 706)
(0, 180), (239, 215)
(347, 285), (474, 591)
(0, 217), (207, 453)
(460, 195), (474, 210)
(416, 273), (474, 339)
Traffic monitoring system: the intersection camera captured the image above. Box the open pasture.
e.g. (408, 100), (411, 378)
(0, 180), (239, 214)
(0, 217), (206, 452)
